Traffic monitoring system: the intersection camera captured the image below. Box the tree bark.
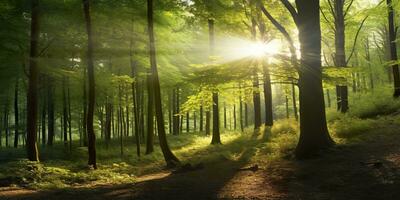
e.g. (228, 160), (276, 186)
(211, 92), (221, 144)
(147, 0), (180, 167)
(253, 70), (262, 129)
(263, 63), (273, 126)
(146, 69), (154, 154)
(386, 0), (400, 97)
(27, 0), (40, 161)
(295, 0), (334, 158)
(83, 0), (97, 169)
(14, 79), (19, 148)
(47, 77), (54, 146)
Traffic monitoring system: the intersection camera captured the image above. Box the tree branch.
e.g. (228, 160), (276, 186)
(320, 7), (336, 31)
(343, 0), (354, 18)
(279, 0), (299, 25)
(346, 15), (368, 65)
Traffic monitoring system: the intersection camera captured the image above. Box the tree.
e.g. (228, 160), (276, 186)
(82, 0), (97, 169)
(386, 0), (400, 97)
(258, 0), (334, 158)
(26, 0), (40, 162)
(147, 0), (180, 167)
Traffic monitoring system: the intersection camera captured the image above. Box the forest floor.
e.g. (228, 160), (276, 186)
(1, 116), (400, 200)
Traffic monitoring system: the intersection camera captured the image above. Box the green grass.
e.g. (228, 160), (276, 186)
(1, 86), (400, 190)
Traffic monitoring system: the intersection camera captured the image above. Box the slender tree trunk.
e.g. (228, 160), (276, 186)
(146, 69), (154, 154)
(27, 0), (40, 161)
(244, 103), (248, 127)
(186, 112), (189, 133)
(68, 80), (72, 151)
(172, 89), (179, 135)
(199, 106), (203, 132)
(131, 63), (141, 156)
(147, 0), (179, 167)
(326, 89), (331, 108)
(239, 90), (244, 132)
(285, 95), (289, 119)
(14, 79), (19, 148)
(233, 104), (236, 130)
(47, 77), (54, 146)
(211, 93), (221, 144)
(253, 71), (262, 129)
(41, 86), (46, 146)
(83, 0), (96, 169)
(63, 77), (68, 148)
(295, 0), (333, 158)
(193, 111), (197, 132)
(223, 103), (227, 129)
(292, 82), (298, 121)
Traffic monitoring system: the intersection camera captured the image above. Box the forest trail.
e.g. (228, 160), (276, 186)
(1, 124), (400, 200)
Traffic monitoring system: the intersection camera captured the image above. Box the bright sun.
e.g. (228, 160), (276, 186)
(244, 40), (281, 58)
(216, 37), (283, 63)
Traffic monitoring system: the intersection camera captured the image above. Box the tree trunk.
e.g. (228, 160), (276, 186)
(68, 80), (72, 151)
(223, 103), (227, 129)
(253, 71), (262, 129)
(14, 79), (19, 148)
(205, 111), (210, 135)
(233, 104), (236, 130)
(199, 106), (203, 132)
(147, 0), (180, 167)
(262, 65), (273, 127)
(47, 77), (54, 146)
(386, 0), (400, 97)
(146, 69), (154, 154)
(211, 93), (221, 144)
(27, 0), (40, 161)
(292, 82), (298, 121)
(186, 112), (189, 133)
(295, 0), (333, 158)
(172, 89), (179, 135)
(63, 76), (68, 148)
(83, 0), (97, 169)
(334, 0), (348, 113)
(285, 95), (289, 119)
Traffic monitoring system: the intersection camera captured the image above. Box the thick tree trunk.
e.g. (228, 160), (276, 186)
(387, 0), (400, 97)
(295, 0), (334, 158)
(83, 0), (97, 169)
(147, 0), (179, 167)
(263, 64), (273, 126)
(27, 0), (40, 161)
(211, 92), (221, 144)
(205, 111), (210, 135)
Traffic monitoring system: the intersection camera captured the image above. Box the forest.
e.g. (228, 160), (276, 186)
(0, 0), (400, 199)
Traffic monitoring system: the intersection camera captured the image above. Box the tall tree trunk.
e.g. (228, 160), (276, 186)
(223, 103), (227, 129)
(211, 93), (221, 144)
(186, 112), (189, 133)
(334, 0), (349, 113)
(83, 0), (97, 169)
(27, 0), (40, 161)
(244, 103), (248, 127)
(199, 106), (203, 132)
(387, 0), (400, 97)
(63, 76), (68, 148)
(233, 104), (236, 130)
(208, 19), (221, 144)
(205, 111), (210, 135)
(253, 71), (262, 129)
(68, 80), (72, 151)
(41, 84), (46, 146)
(131, 63), (141, 156)
(146, 69), (154, 154)
(193, 111), (197, 131)
(263, 64), (273, 126)
(14, 79), (19, 148)
(285, 95), (289, 119)
(147, 0), (180, 167)
(292, 82), (298, 121)
(172, 89), (179, 135)
(47, 77), (54, 146)
(82, 68), (88, 146)
(326, 89), (331, 108)
(295, 0), (334, 158)
(239, 89), (244, 132)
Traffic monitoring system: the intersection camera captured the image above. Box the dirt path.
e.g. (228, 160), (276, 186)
(1, 125), (400, 200)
